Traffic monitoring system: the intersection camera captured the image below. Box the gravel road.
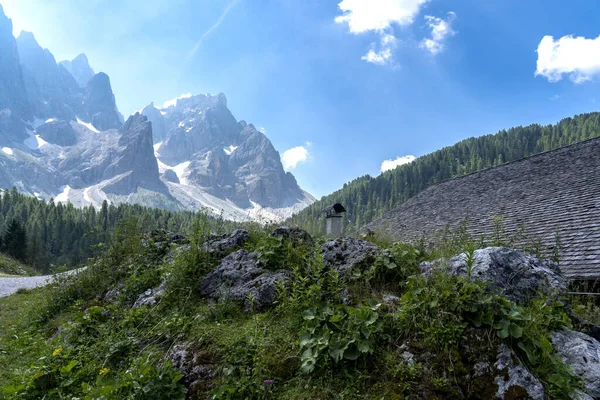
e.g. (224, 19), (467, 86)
(0, 269), (83, 298)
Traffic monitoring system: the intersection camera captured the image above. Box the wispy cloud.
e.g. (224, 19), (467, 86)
(419, 12), (457, 55)
(186, 0), (241, 59)
(381, 155), (416, 172)
(549, 94), (560, 101)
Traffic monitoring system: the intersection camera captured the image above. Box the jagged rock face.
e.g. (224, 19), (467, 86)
(59, 53), (94, 88)
(425, 247), (567, 304)
(17, 31), (82, 119)
(0, 6), (31, 120)
(144, 93), (310, 209)
(84, 73), (121, 131)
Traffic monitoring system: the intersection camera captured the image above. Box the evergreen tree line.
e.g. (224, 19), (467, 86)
(288, 111), (600, 235)
(0, 188), (239, 272)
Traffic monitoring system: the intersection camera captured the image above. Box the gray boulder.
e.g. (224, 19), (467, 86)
(321, 237), (381, 276)
(430, 247), (566, 303)
(133, 281), (167, 308)
(494, 344), (545, 400)
(166, 342), (214, 395)
(202, 229), (249, 256)
(552, 329), (600, 398)
(162, 169), (180, 184)
(272, 226), (314, 247)
(200, 249), (287, 309)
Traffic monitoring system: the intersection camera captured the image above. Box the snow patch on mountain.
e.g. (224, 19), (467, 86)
(55, 185), (71, 203)
(223, 145), (238, 155)
(24, 130), (48, 149)
(171, 161), (191, 185)
(76, 118), (100, 133)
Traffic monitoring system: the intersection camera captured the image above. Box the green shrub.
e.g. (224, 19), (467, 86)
(299, 300), (384, 373)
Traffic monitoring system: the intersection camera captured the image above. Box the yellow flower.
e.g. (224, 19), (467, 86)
(52, 348), (63, 357)
(99, 367), (110, 376)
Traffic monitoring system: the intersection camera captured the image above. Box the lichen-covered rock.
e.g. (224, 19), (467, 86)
(494, 344), (545, 400)
(200, 249), (288, 309)
(166, 342), (214, 396)
(133, 281), (167, 308)
(202, 229), (249, 256)
(427, 247), (566, 303)
(271, 226), (314, 247)
(552, 329), (600, 398)
(103, 283), (124, 303)
(321, 237), (381, 276)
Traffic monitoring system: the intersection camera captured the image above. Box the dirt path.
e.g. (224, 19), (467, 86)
(0, 269), (83, 298)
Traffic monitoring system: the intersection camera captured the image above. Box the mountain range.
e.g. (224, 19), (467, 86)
(0, 5), (313, 221)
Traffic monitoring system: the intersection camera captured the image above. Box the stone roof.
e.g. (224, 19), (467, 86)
(367, 137), (600, 279)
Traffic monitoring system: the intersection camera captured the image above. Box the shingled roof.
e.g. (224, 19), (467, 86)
(367, 137), (600, 279)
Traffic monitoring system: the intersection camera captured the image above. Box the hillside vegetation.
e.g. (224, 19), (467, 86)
(0, 216), (598, 399)
(289, 112), (600, 235)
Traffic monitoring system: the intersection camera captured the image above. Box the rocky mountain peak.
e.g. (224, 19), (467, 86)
(0, 6), (32, 120)
(60, 53), (94, 88)
(84, 72), (121, 131)
(15, 30), (38, 48)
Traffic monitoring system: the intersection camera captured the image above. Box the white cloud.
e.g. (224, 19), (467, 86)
(258, 127), (266, 133)
(335, 0), (428, 66)
(549, 94), (560, 101)
(381, 155), (416, 172)
(536, 34), (600, 83)
(419, 12), (456, 55)
(335, 0), (428, 33)
(282, 146), (309, 170)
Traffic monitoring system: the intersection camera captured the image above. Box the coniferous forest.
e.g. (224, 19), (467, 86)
(0, 188), (242, 272)
(288, 112), (600, 234)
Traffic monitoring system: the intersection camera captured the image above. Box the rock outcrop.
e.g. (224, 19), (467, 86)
(552, 329), (600, 398)
(36, 120), (77, 146)
(202, 229), (250, 257)
(425, 247), (567, 303)
(200, 249), (288, 309)
(494, 344), (545, 400)
(321, 237), (382, 276)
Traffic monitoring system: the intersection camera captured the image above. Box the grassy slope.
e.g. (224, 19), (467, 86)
(0, 253), (38, 276)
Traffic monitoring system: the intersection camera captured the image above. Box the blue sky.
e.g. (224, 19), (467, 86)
(1, 0), (600, 199)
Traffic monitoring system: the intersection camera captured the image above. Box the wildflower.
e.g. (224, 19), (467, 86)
(99, 367), (110, 376)
(263, 379), (274, 386)
(52, 348), (63, 357)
